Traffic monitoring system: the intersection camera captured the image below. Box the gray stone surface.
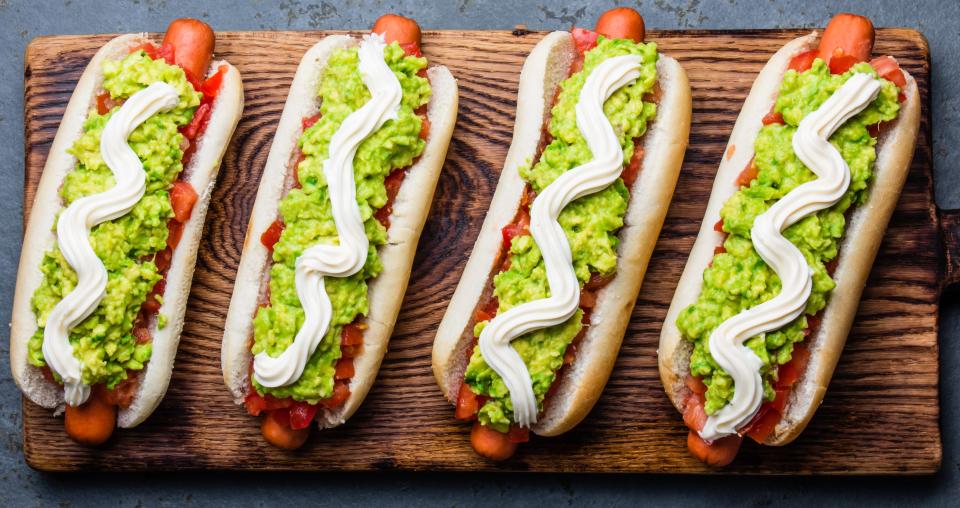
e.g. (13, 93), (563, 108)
(0, 0), (956, 506)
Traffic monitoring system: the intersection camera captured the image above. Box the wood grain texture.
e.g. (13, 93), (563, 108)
(21, 29), (941, 473)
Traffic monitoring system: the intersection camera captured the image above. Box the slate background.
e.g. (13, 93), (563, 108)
(1, 0), (957, 506)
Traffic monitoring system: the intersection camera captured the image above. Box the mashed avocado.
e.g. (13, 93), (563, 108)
(28, 51), (201, 388)
(676, 60), (901, 414)
(251, 43), (429, 403)
(464, 37), (659, 432)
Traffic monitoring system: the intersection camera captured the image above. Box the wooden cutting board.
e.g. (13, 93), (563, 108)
(21, 28), (946, 473)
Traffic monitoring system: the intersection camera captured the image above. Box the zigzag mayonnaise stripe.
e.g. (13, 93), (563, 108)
(700, 73), (882, 440)
(478, 55), (643, 427)
(42, 82), (180, 407)
(253, 34), (402, 388)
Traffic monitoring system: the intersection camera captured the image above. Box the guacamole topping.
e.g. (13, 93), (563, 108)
(28, 50), (201, 388)
(676, 59), (901, 415)
(464, 37), (659, 432)
(251, 42), (429, 403)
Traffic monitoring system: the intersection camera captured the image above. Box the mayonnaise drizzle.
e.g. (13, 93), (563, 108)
(700, 73), (881, 440)
(42, 82), (180, 407)
(477, 55), (643, 427)
(253, 34), (401, 388)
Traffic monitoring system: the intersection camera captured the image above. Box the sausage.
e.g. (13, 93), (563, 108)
(470, 422), (518, 461)
(686, 431), (742, 467)
(64, 386), (116, 446)
(817, 13), (875, 64)
(261, 413), (310, 450)
(162, 18), (215, 81)
(595, 7), (646, 43)
(372, 14), (422, 46)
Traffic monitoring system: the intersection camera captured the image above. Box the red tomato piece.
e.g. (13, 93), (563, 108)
(158, 42), (177, 66)
(828, 52), (859, 74)
(571, 27), (600, 54)
(131, 42), (160, 59)
(399, 41), (422, 57)
(133, 327), (151, 344)
(288, 401), (320, 430)
(244, 392), (292, 416)
(501, 208), (531, 250)
(181, 102), (211, 141)
(270, 408), (292, 428)
(622, 145), (643, 188)
(762, 111), (784, 125)
(562, 344), (576, 365)
(340, 344), (361, 358)
(508, 425), (530, 443)
(260, 219), (284, 251)
(419, 116), (431, 141)
(322, 382), (350, 409)
(334, 357), (355, 380)
(200, 65), (228, 99)
(736, 159), (758, 187)
(166, 219), (184, 249)
(714, 219), (724, 233)
(301, 112), (322, 131)
(341, 323), (364, 346)
(870, 56), (907, 88)
(744, 407), (780, 443)
(713, 245), (727, 256)
(170, 181), (198, 222)
(154, 248), (173, 273)
(455, 382), (480, 420)
(96, 92), (114, 115)
(776, 341), (810, 388)
(685, 375), (707, 395)
(473, 297), (498, 323)
(788, 49), (819, 72)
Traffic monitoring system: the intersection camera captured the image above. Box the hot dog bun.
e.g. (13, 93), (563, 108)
(10, 33), (244, 428)
(658, 31), (921, 446)
(432, 30), (692, 436)
(221, 35), (458, 428)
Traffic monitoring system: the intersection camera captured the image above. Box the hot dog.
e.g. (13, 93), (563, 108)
(659, 13), (921, 465)
(432, 7), (691, 460)
(10, 18), (244, 444)
(221, 14), (458, 449)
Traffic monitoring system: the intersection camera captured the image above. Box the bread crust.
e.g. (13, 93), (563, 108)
(221, 35), (459, 429)
(431, 31), (691, 436)
(10, 33), (244, 427)
(657, 32), (922, 446)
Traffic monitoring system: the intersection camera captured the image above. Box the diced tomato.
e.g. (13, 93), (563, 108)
(158, 42), (177, 66)
(341, 323), (364, 346)
(105, 375), (139, 408)
(770, 387), (791, 414)
(713, 245), (727, 256)
(776, 341), (810, 388)
(341, 344), (361, 358)
(870, 56), (907, 88)
(334, 356), (355, 380)
(96, 92), (118, 115)
(825, 257), (839, 276)
(200, 65), (228, 99)
(166, 219), (184, 249)
(622, 145), (643, 188)
(419, 116), (431, 141)
(867, 123), (880, 138)
(374, 169), (407, 227)
(133, 327), (151, 344)
(301, 112), (322, 131)
(142, 279), (165, 313)
(154, 248), (173, 273)
(579, 289), (597, 309)
(828, 50), (859, 74)
(473, 297), (499, 323)
(685, 375), (707, 395)
(400, 41), (422, 57)
(682, 395), (708, 431)
(788, 49), (819, 72)
(714, 219), (724, 233)
(762, 111), (784, 125)
(455, 382), (480, 420)
(170, 181), (198, 222)
(508, 425), (530, 443)
(744, 407), (780, 442)
(40, 366), (56, 383)
(321, 382), (350, 409)
(288, 401), (320, 430)
(736, 159), (758, 187)
(562, 345), (576, 365)
(243, 391), (292, 416)
(260, 219), (284, 251)
(583, 273), (613, 292)
(501, 208), (530, 250)
(180, 103), (211, 140)
(131, 42), (160, 59)
(571, 27), (600, 54)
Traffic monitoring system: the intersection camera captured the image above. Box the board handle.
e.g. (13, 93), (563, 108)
(940, 208), (960, 293)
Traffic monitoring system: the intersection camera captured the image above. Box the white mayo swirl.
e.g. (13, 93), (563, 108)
(700, 73), (881, 440)
(478, 55), (643, 427)
(253, 34), (402, 388)
(42, 82), (180, 407)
